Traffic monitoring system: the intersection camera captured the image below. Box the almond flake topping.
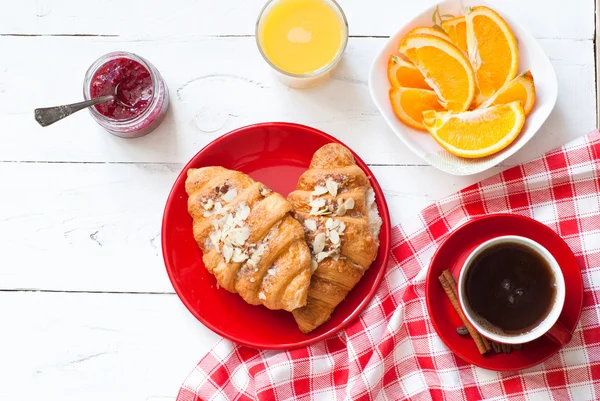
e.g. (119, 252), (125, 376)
(310, 218), (347, 264)
(316, 251), (330, 262)
(310, 180), (340, 215)
(313, 233), (326, 254)
(258, 292), (267, 301)
(329, 230), (340, 245)
(344, 198), (355, 210)
(325, 218), (334, 229)
(311, 186), (328, 196)
(304, 219), (317, 232)
(221, 188), (237, 203)
(232, 247), (248, 263)
(202, 198), (214, 210)
(309, 197), (328, 216)
(208, 202), (252, 263)
(326, 178), (338, 197)
(203, 200), (225, 217)
(247, 243), (266, 268)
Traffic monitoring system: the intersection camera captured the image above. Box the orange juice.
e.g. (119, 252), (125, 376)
(257, 0), (348, 87)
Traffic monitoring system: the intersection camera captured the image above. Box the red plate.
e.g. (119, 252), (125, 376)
(162, 122), (391, 349)
(426, 214), (583, 371)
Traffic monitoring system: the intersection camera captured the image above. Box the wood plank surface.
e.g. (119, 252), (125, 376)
(0, 37), (595, 165)
(1, 0), (597, 400)
(0, 0), (593, 39)
(1, 162), (503, 292)
(0, 291), (215, 401)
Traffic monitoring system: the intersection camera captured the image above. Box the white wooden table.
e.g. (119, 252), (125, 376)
(1, 0), (596, 399)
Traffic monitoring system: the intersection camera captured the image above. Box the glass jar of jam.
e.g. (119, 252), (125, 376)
(83, 51), (169, 138)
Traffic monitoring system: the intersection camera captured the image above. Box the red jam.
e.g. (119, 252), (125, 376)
(90, 58), (153, 120)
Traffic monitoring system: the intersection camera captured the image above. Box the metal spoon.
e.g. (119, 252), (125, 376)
(34, 94), (115, 127)
(34, 82), (125, 127)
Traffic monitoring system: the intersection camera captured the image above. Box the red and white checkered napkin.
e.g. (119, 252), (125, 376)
(177, 130), (600, 401)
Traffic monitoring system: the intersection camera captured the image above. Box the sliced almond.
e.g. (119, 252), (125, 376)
(258, 292), (266, 301)
(344, 198), (355, 210)
(231, 227), (250, 246)
(310, 259), (318, 273)
(325, 218), (334, 229)
(316, 251), (330, 262)
(222, 244), (233, 263)
(221, 188), (237, 203)
(338, 221), (346, 233)
(317, 208), (332, 216)
(236, 203), (251, 221)
(312, 186), (329, 196)
(224, 213), (235, 229)
(209, 232), (221, 251)
(313, 233), (326, 253)
(232, 248), (249, 263)
(329, 230), (340, 245)
(326, 179), (338, 197)
(310, 198), (326, 208)
(309, 198), (327, 215)
(336, 204), (347, 216)
(304, 219), (317, 232)
(203, 198), (214, 210)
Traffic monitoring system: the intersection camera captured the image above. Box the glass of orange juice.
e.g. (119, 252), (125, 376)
(256, 0), (349, 89)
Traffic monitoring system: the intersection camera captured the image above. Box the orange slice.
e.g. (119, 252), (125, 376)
(478, 71), (536, 115)
(389, 87), (444, 130)
(405, 26), (452, 42)
(422, 101), (525, 158)
(399, 34), (475, 112)
(387, 55), (430, 89)
(466, 6), (518, 104)
(441, 16), (467, 54)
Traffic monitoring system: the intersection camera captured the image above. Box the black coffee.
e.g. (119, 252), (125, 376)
(465, 243), (556, 334)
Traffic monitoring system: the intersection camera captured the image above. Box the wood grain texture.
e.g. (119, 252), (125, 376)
(1, 0), (597, 400)
(0, 37), (596, 165)
(0, 291), (215, 401)
(1, 162), (502, 292)
(0, 0), (593, 39)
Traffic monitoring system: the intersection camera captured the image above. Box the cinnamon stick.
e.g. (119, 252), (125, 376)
(438, 270), (491, 354)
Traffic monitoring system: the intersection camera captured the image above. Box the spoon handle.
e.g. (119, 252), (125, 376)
(34, 95), (115, 127)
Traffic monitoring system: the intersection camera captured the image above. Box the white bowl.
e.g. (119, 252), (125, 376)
(368, 0), (558, 176)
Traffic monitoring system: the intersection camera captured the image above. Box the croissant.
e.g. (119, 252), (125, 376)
(288, 144), (383, 333)
(186, 166), (312, 312)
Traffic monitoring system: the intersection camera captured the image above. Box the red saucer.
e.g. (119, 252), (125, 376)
(162, 123), (391, 350)
(426, 214), (583, 371)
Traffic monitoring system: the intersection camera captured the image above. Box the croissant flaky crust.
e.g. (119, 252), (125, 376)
(186, 166), (312, 312)
(288, 144), (383, 333)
